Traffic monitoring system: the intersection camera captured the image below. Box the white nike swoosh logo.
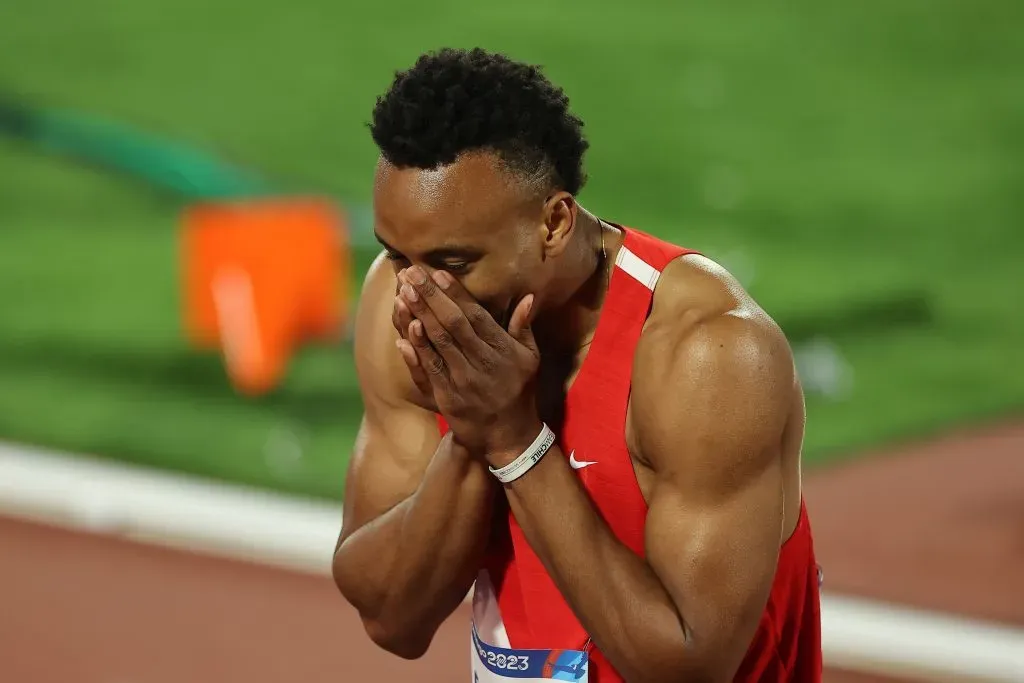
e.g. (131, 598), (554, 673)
(568, 451), (597, 470)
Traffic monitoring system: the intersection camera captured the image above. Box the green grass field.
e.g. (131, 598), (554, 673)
(1, 1), (1022, 499)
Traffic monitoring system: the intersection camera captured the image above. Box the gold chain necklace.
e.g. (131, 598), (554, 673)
(577, 221), (610, 350)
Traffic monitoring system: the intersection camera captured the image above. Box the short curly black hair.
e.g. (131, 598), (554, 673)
(370, 48), (589, 195)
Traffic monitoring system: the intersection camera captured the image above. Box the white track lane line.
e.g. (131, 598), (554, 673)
(2, 442), (1023, 682)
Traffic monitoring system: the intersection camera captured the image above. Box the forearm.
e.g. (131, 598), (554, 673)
(334, 434), (494, 653)
(503, 446), (688, 682)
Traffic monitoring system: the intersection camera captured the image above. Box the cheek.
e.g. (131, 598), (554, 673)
(460, 271), (514, 319)
(462, 275), (505, 307)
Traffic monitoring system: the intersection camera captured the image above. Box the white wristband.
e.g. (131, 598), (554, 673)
(488, 423), (556, 484)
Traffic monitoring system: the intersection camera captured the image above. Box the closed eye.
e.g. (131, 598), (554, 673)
(442, 261), (470, 274)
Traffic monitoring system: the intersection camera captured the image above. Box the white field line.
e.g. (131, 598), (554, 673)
(2, 443), (1023, 682)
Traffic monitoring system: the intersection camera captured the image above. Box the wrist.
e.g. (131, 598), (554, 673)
(482, 418), (547, 470)
(487, 422), (556, 484)
(444, 432), (487, 470)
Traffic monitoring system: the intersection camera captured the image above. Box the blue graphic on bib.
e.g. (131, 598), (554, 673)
(472, 624), (588, 680)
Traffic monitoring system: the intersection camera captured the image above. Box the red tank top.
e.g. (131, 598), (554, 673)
(441, 226), (822, 682)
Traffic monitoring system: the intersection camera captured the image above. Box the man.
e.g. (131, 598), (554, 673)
(333, 48), (822, 682)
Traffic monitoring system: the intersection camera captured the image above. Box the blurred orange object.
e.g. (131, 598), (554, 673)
(182, 197), (350, 395)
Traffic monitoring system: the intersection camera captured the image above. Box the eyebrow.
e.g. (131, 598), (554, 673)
(374, 232), (483, 260)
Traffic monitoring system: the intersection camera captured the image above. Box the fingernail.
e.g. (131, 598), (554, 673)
(395, 296), (407, 312)
(401, 283), (418, 302)
(408, 267), (426, 285)
(432, 270), (451, 290)
(525, 294), (534, 318)
(395, 339), (402, 349)
(411, 320), (423, 338)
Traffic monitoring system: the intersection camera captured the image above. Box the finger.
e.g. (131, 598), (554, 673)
(508, 294), (538, 354)
(404, 267), (497, 351)
(399, 271), (477, 372)
(428, 269), (512, 344)
(406, 317), (451, 384)
(393, 296), (414, 339)
(395, 337), (433, 397)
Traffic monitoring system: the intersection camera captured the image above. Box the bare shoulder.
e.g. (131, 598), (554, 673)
(640, 253), (792, 358)
(352, 251), (427, 410)
(630, 254), (797, 473)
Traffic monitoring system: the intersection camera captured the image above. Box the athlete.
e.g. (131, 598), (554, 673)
(333, 48), (822, 682)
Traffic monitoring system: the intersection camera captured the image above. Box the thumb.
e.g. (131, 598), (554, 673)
(507, 294), (538, 352)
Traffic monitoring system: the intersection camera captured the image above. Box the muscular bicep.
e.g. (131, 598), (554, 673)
(645, 450), (785, 674)
(634, 288), (795, 678)
(339, 253), (442, 544)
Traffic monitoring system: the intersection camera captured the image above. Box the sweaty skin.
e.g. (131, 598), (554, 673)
(336, 151), (806, 681)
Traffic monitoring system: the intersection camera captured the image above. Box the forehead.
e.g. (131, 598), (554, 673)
(373, 152), (531, 249)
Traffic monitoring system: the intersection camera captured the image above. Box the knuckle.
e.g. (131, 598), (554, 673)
(417, 277), (438, 299)
(466, 307), (489, 328)
(426, 356), (446, 376)
(440, 312), (468, 334)
(490, 337), (511, 356)
(432, 328), (455, 349)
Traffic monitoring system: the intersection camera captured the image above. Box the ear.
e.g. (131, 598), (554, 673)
(540, 191), (577, 259)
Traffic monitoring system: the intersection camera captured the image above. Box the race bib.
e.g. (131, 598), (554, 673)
(471, 624), (589, 682)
